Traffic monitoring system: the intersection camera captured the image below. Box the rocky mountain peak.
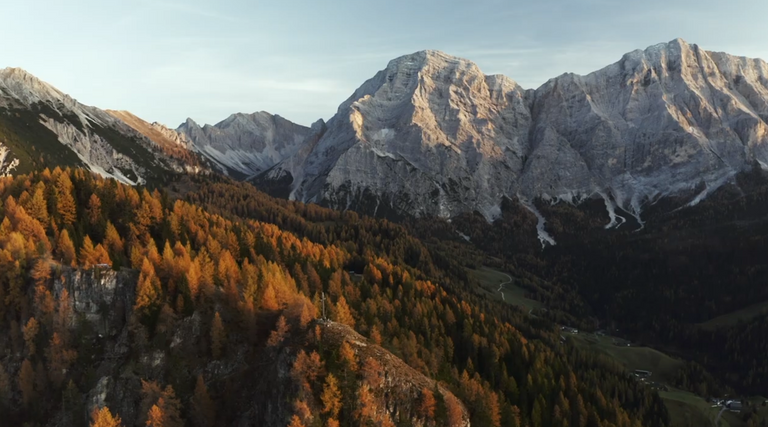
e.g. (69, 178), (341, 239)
(0, 66), (73, 108)
(177, 111), (311, 178)
(257, 39), (768, 240)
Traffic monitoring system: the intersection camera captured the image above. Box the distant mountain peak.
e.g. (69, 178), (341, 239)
(255, 39), (768, 240)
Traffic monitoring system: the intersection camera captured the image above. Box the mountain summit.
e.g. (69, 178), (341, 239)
(256, 39), (768, 232)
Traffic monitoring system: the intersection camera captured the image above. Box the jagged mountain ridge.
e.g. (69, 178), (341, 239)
(257, 39), (768, 238)
(177, 112), (310, 179)
(0, 68), (203, 184)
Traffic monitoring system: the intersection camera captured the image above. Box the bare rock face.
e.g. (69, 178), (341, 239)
(53, 267), (137, 337)
(0, 68), (204, 183)
(177, 112), (310, 178)
(263, 39), (768, 234)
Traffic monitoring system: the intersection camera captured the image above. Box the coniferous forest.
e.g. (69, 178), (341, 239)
(0, 168), (671, 427)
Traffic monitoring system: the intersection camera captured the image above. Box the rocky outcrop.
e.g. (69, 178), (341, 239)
(53, 266), (137, 337)
(177, 112), (310, 178)
(262, 39), (768, 232)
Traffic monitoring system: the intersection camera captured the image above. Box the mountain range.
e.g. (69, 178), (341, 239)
(3, 38), (768, 238)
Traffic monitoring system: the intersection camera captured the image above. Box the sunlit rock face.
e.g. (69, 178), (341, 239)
(263, 39), (768, 228)
(177, 112), (310, 178)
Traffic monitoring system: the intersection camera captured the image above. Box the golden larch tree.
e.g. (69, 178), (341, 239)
(86, 193), (102, 225)
(321, 374), (342, 419)
(267, 315), (290, 347)
(57, 229), (77, 266)
(90, 406), (123, 427)
(55, 173), (77, 226)
(334, 296), (355, 328)
(80, 236), (97, 268)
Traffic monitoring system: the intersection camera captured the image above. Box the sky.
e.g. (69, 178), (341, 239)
(2, 0), (767, 127)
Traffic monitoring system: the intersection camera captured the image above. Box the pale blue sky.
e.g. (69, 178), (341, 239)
(2, 0), (766, 127)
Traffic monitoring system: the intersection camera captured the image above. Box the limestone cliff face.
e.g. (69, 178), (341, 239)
(177, 112), (310, 178)
(262, 39), (768, 230)
(53, 267), (137, 337)
(0, 68), (204, 183)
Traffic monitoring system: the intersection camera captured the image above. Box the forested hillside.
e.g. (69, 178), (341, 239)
(0, 168), (668, 427)
(444, 169), (768, 401)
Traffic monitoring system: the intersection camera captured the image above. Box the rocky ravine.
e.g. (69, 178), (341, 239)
(258, 39), (768, 236)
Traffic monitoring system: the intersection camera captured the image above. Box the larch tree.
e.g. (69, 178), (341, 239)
(361, 358), (384, 388)
(321, 374), (342, 419)
(446, 395), (464, 427)
(355, 385), (376, 423)
(288, 415), (306, 427)
(260, 283), (279, 311)
(25, 186), (49, 225)
(80, 236), (97, 268)
(18, 359), (35, 407)
(57, 229), (77, 266)
(191, 375), (216, 427)
(134, 258), (161, 314)
(418, 387), (437, 421)
(104, 222), (124, 256)
(46, 332), (77, 388)
(86, 193), (102, 225)
(186, 259), (201, 301)
(23, 317), (40, 356)
(31, 258), (52, 286)
(55, 173), (77, 226)
(210, 312), (225, 359)
(334, 296), (355, 328)
(90, 406), (123, 427)
(267, 315), (290, 347)
(146, 403), (165, 427)
(55, 288), (72, 342)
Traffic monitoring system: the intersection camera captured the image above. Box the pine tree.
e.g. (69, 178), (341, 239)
(90, 406), (123, 427)
(191, 375), (216, 427)
(211, 312), (225, 359)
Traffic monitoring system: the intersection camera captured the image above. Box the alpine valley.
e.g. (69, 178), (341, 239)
(1, 38), (768, 427)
